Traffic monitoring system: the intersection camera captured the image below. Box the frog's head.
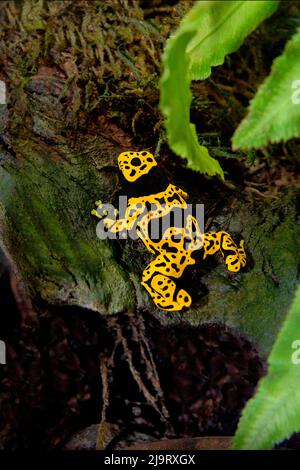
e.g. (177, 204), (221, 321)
(118, 150), (157, 182)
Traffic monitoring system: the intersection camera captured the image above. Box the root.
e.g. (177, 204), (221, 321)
(97, 311), (172, 448)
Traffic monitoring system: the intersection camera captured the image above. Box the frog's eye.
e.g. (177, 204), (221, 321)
(118, 150), (157, 182)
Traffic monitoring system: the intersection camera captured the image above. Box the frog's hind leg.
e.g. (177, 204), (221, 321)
(141, 270), (191, 311)
(141, 251), (192, 311)
(140, 215), (204, 311)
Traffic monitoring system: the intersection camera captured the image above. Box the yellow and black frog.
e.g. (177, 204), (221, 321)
(92, 151), (246, 312)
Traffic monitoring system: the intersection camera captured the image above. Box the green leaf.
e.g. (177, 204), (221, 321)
(160, 0), (279, 178)
(233, 285), (300, 449)
(233, 27), (300, 149)
(187, 1), (279, 81)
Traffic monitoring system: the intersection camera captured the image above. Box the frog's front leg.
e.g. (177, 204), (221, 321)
(91, 201), (126, 234)
(164, 184), (188, 208)
(91, 199), (146, 235)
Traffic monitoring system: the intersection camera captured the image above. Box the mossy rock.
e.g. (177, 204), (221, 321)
(0, 0), (299, 358)
(187, 191), (300, 355)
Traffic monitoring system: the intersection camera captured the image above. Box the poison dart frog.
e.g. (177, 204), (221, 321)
(92, 151), (246, 312)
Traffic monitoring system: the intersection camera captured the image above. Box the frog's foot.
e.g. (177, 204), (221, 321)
(221, 233), (247, 272)
(203, 231), (246, 272)
(141, 272), (191, 311)
(91, 204), (108, 220)
(91, 200), (119, 221)
(155, 287), (191, 311)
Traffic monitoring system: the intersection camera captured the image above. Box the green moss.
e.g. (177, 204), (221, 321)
(0, 0), (192, 126)
(0, 147), (136, 315)
(21, 0), (46, 32)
